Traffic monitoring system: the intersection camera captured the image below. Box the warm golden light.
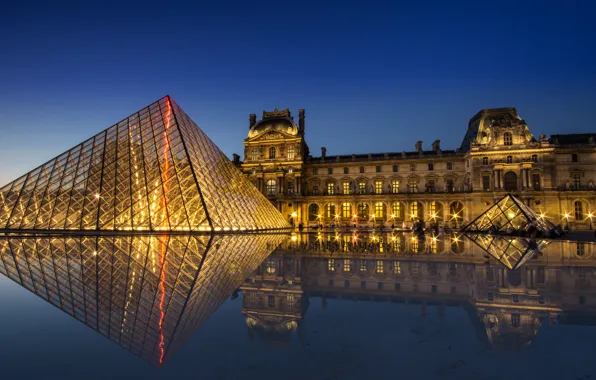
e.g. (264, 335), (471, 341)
(563, 213), (571, 220)
(291, 212), (297, 218)
(94, 193), (100, 199)
(508, 212), (515, 218)
(291, 235), (298, 241)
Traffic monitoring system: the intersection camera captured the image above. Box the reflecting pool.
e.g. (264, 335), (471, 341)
(2, 232), (596, 379)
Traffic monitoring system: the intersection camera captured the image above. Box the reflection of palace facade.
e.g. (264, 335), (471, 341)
(238, 108), (596, 229)
(241, 234), (596, 349)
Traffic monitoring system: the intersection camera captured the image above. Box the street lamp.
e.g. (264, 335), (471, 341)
(563, 212), (570, 230)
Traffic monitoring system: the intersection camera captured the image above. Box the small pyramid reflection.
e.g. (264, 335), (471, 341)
(0, 234), (284, 366)
(465, 234), (548, 269)
(0, 96), (288, 232)
(461, 194), (555, 234)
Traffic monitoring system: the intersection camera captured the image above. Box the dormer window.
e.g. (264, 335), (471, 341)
(504, 132), (513, 146)
(269, 147), (276, 159)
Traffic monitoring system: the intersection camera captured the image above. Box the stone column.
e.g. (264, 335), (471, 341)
(278, 175), (283, 195)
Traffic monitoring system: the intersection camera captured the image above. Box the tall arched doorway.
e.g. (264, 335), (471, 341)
(503, 171), (518, 192)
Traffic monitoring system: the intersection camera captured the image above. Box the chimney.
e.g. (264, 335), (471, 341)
(298, 109), (305, 134)
(415, 140), (423, 153)
(249, 114), (256, 129)
(432, 140), (441, 152)
(321, 147), (327, 159)
(232, 153), (240, 167)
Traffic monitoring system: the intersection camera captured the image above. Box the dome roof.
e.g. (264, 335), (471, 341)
(248, 108), (298, 139)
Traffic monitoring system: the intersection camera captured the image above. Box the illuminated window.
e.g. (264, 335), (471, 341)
(376, 165), (381, 173)
(393, 164), (398, 172)
(328, 168), (333, 175)
(410, 164), (415, 171)
(343, 259), (352, 272)
(327, 259), (335, 272)
(429, 201), (437, 216)
(392, 202), (401, 218)
(573, 172), (581, 189)
(392, 261), (401, 275)
(482, 157), (488, 166)
(376, 260), (384, 274)
(269, 147), (276, 159)
(430, 238), (437, 253)
(506, 156), (512, 164)
(428, 163), (434, 171)
(391, 180), (399, 194)
(374, 202), (385, 219)
(358, 181), (366, 194)
(446, 162), (452, 170)
(341, 202), (351, 219)
(343, 182), (350, 194)
(286, 294), (294, 305)
(504, 132), (512, 146)
(287, 145), (295, 160)
(251, 147), (259, 161)
(266, 257), (276, 274)
(343, 167), (348, 174)
(326, 204), (336, 218)
(531, 154), (537, 163)
(574, 201), (584, 220)
(358, 203), (369, 219)
(375, 180), (383, 194)
(410, 202), (419, 219)
(266, 179), (276, 195)
(327, 182), (335, 195)
(360, 260), (367, 272)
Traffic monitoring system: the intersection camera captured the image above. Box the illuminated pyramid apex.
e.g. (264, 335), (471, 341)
(0, 96), (288, 232)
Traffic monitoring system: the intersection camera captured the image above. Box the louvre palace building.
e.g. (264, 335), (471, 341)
(236, 107), (596, 229)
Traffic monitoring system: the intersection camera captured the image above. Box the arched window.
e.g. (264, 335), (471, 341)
(393, 164), (399, 172)
(251, 147), (259, 161)
(287, 145), (295, 160)
(574, 201), (584, 220)
(503, 132), (513, 146)
(326, 204), (336, 219)
(266, 257), (276, 274)
(308, 204), (320, 221)
(503, 171), (517, 191)
(358, 203), (369, 219)
(430, 201), (443, 220)
(269, 147), (276, 159)
(374, 202), (386, 219)
(391, 202), (401, 219)
(341, 202), (351, 219)
(266, 179), (276, 195)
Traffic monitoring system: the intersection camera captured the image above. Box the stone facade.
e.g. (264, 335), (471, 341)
(239, 107), (596, 230)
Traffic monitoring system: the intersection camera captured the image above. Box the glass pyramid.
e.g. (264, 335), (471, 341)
(0, 234), (285, 366)
(465, 234), (548, 269)
(0, 96), (288, 232)
(461, 194), (555, 233)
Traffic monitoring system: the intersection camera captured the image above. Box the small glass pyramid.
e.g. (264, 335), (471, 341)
(0, 96), (288, 232)
(461, 194), (555, 233)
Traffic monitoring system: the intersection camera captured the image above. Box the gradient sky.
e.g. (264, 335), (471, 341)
(0, 0), (595, 186)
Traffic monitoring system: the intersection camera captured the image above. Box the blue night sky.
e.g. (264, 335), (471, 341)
(0, 0), (594, 186)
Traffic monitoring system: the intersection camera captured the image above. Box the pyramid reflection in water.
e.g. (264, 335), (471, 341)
(0, 234), (284, 366)
(0, 96), (288, 232)
(465, 233), (548, 269)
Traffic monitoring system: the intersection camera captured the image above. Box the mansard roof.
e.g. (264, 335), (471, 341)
(550, 133), (596, 146)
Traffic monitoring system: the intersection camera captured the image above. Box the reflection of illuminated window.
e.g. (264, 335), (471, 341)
(360, 260), (367, 272)
(268, 295), (275, 308)
(358, 181), (366, 194)
(392, 261), (401, 274)
(376, 260), (384, 273)
(511, 313), (520, 327)
(392, 202), (401, 218)
(343, 259), (352, 272)
(411, 238), (419, 252)
(327, 259), (335, 272)
(430, 238), (437, 253)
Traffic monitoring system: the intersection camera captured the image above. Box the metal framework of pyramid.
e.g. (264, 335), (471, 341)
(0, 234), (284, 366)
(461, 194), (556, 233)
(0, 96), (288, 232)
(465, 233), (548, 269)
